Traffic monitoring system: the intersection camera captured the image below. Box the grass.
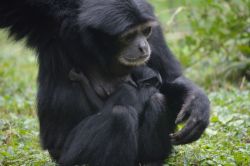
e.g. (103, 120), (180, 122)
(167, 89), (250, 165)
(0, 31), (53, 165)
(0, 1), (250, 165)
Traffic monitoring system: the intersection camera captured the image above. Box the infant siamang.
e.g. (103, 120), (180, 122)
(68, 66), (170, 165)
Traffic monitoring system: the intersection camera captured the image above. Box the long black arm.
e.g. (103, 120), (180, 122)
(0, 0), (78, 48)
(59, 83), (140, 166)
(69, 69), (103, 110)
(148, 26), (210, 145)
(161, 76), (210, 144)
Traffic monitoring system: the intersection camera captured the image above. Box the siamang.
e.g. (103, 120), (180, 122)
(0, 0), (210, 166)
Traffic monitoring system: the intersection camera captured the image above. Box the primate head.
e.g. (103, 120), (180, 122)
(78, 0), (158, 74)
(132, 66), (162, 88)
(117, 21), (157, 66)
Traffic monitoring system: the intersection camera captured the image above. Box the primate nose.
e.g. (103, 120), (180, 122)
(139, 41), (148, 55)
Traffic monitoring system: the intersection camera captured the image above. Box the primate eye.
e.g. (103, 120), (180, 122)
(142, 26), (152, 37)
(123, 32), (136, 42)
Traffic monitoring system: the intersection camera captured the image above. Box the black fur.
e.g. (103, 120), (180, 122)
(0, 0), (210, 165)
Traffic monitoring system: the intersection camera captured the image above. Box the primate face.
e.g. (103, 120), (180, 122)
(77, 0), (157, 73)
(117, 21), (157, 67)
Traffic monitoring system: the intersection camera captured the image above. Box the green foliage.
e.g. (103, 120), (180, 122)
(168, 0), (250, 87)
(0, 31), (54, 165)
(166, 88), (250, 165)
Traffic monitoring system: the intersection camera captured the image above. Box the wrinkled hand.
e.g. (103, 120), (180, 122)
(170, 88), (210, 145)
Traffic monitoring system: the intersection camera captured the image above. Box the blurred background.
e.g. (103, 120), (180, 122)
(0, 0), (249, 165)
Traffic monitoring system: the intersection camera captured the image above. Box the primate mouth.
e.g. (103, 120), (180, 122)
(119, 55), (151, 66)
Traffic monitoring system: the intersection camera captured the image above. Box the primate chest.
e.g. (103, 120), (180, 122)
(87, 71), (134, 99)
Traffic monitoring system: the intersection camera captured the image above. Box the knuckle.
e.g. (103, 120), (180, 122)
(197, 118), (209, 128)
